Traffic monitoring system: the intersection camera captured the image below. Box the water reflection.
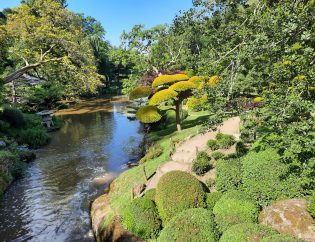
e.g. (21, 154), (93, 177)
(0, 100), (143, 242)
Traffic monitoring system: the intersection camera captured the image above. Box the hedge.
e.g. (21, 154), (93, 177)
(155, 171), (206, 224)
(216, 158), (242, 192)
(206, 192), (223, 211)
(158, 208), (218, 242)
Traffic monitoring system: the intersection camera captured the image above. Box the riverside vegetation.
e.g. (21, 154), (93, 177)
(0, 0), (314, 241)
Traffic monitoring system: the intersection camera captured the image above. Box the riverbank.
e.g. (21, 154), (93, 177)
(90, 110), (211, 241)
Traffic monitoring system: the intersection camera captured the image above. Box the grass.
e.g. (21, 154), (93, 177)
(104, 110), (210, 228)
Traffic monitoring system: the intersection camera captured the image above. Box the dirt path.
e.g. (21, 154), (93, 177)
(145, 117), (240, 190)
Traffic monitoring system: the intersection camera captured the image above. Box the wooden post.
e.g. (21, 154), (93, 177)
(143, 165), (148, 181)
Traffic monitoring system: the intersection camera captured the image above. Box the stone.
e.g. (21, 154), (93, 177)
(0, 141), (6, 149)
(259, 198), (315, 242)
(132, 184), (146, 198)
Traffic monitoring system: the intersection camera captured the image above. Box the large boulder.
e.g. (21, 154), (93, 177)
(259, 198), (315, 242)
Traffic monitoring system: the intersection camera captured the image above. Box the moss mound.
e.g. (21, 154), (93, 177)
(260, 234), (302, 242)
(158, 208), (218, 242)
(143, 189), (156, 201)
(213, 190), (258, 233)
(155, 171), (206, 223)
(121, 197), (162, 239)
(219, 223), (277, 242)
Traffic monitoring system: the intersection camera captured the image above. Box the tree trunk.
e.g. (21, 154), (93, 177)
(11, 81), (17, 104)
(175, 100), (181, 131)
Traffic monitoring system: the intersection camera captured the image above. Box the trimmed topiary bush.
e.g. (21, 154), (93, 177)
(308, 191), (315, 219)
(219, 223), (278, 242)
(213, 191), (258, 233)
(216, 159), (242, 192)
(136, 105), (162, 123)
(158, 208), (219, 242)
(207, 139), (219, 150)
(192, 151), (211, 175)
(155, 171), (206, 224)
(206, 192), (223, 211)
(211, 151), (225, 160)
(242, 149), (300, 206)
(144, 189), (156, 201)
(2, 106), (25, 128)
(121, 197), (162, 239)
(129, 86), (152, 100)
(216, 133), (236, 149)
(260, 234), (302, 242)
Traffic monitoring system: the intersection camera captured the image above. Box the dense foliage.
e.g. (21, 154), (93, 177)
(158, 208), (219, 242)
(192, 151), (212, 175)
(205, 192), (223, 211)
(215, 159), (242, 192)
(219, 223), (278, 242)
(213, 191), (258, 233)
(155, 171), (206, 224)
(121, 197), (162, 239)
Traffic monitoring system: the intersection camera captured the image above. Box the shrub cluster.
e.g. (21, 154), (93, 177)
(143, 189), (156, 201)
(121, 197), (162, 239)
(260, 234), (302, 242)
(158, 208), (219, 242)
(155, 171), (206, 224)
(140, 144), (163, 164)
(216, 133), (236, 149)
(17, 127), (50, 149)
(216, 158), (242, 192)
(192, 151), (212, 175)
(242, 149), (300, 206)
(213, 191), (258, 233)
(207, 139), (219, 150)
(211, 151), (225, 160)
(219, 223), (278, 242)
(2, 106), (25, 128)
(206, 192), (223, 211)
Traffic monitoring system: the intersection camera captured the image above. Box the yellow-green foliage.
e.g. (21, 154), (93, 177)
(129, 86), (152, 100)
(149, 89), (178, 106)
(208, 75), (220, 87)
(186, 94), (207, 110)
(136, 106), (162, 123)
(188, 76), (208, 84)
(152, 74), (189, 88)
(169, 81), (197, 92)
(254, 97), (264, 102)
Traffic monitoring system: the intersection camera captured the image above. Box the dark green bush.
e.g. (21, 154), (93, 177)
(216, 158), (242, 192)
(308, 191), (315, 219)
(140, 144), (163, 164)
(17, 127), (50, 148)
(206, 192), (223, 211)
(158, 208), (219, 242)
(216, 133), (236, 149)
(121, 197), (162, 239)
(0, 120), (10, 132)
(242, 149), (300, 206)
(2, 106), (25, 128)
(211, 151), (225, 160)
(144, 189), (156, 201)
(10, 160), (27, 178)
(213, 191), (258, 233)
(207, 139), (219, 150)
(155, 171), (206, 224)
(192, 151), (211, 175)
(236, 141), (248, 157)
(260, 234), (302, 242)
(219, 223), (278, 242)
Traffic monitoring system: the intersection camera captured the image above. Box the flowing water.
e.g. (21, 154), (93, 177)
(0, 98), (143, 242)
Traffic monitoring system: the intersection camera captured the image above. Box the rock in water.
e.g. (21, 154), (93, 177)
(259, 198), (315, 242)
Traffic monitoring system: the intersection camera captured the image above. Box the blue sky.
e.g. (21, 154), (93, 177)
(0, 0), (193, 46)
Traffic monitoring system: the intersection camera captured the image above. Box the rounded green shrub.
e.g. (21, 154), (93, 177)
(213, 191), (258, 233)
(17, 127), (50, 148)
(216, 133), (236, 149)
(121, 197), (162, 239)
(242, 149), (299, 206)
(158, 208), (219, 242)
(2, 106), (25, 128)
(260, 234), (302, 242)
(216, 159), (242, 192)
(211, 151), (225, 160)
(207, 139), (219, 150)
(144, 189), (156, 201)
(219, 223), (278, 242)
(155, 171), (206, 224)
(192, 151), (211, 175)
(308, 191), (315, 218)
(206, 192), (223, 211)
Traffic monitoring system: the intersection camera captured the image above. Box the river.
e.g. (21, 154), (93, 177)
(0, 97), (143, 242)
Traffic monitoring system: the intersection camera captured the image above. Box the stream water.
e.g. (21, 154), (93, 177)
(0, 98), (143, 242)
